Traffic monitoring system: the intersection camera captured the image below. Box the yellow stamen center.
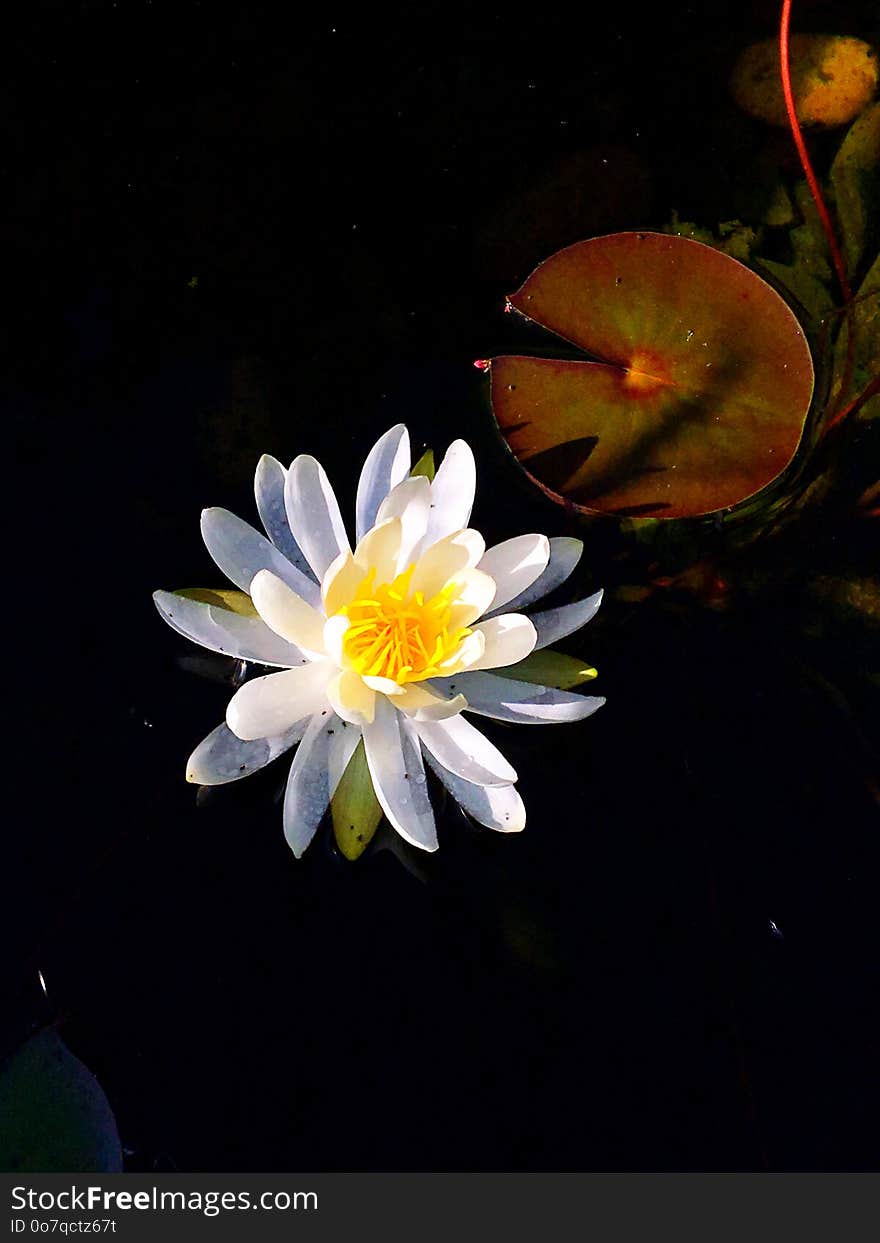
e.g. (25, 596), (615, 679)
(335, 565), (471, 684)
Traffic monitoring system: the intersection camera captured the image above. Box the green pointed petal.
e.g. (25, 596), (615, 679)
(174, 587), (258, 617)
(410, 448), (436, 481)
(331, 738), (384, 860)
(495, 649), (597, 690)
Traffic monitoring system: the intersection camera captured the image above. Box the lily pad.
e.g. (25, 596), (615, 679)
(490, 232), (815, 519)
(0, 1028), (122, 1173)
(730, 34), (879, 130)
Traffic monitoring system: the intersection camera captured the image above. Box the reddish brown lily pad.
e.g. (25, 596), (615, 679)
(490, 232), (815, 519)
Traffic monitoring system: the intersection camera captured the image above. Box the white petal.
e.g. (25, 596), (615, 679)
(446, 568), (497, 629)
(467, 614), (537, 671)
(431, 671), (605, 725)
(326, 669), (377, 726)
(254, 455), (315, 579)
(488, 536), (583, 616)
(478, 534), (550, 612)
(323, 614), (350, 666)
(393, 682), (468, 721)
(376, 476), (431, 571)
(153, 590), (306, 667)
(437, 629), (485, 674)
(353, 517), (403, 584)
(409, 529), (486, 599)
(226, 661), (332, 741)
(355, 424), (411, 541)
(423, 439), (477, 550)
(283, 711), (361, 858)
(250, 569), (327, 657)
(322, 550), (366, 616)
(200, 508), (322, 608)
(186, 720), (306, 785)
(423, 750), (526, 833)
(363, 696), (438, 851)
(416, 714), (516, 787)
(532, 589), (603, 650)
(284, 455), (351, 580)
(362, 675), (406, 696)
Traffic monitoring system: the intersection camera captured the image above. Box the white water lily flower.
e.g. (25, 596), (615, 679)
(153, 425), (604, 857)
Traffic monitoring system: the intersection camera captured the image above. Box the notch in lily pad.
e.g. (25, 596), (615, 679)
(488, 232), (816, 520)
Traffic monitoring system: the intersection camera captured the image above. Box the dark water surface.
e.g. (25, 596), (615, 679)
(5, 1), (878, 1170)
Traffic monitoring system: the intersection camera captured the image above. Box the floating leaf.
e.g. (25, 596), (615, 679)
(0, 1028), (122, 1173)
(730, 34), (879, 129)
(410, 447), (436, 481)
(331, 738), (383, 860)
(174, 587), (258, 616)
(490, 232), (815, 519)
(496, 650), (597, 690)
(830, 102), (880, 278)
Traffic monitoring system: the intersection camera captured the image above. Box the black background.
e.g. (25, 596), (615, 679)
(4, 0), (878, 1171)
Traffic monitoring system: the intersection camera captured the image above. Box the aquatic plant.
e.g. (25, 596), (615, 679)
(154, 426), (603, 859)
(485, 1), (877, 585)
(481, 0), (877, 804)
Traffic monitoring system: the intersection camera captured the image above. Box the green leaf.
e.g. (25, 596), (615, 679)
(0, 1029), (122, 1173)
(830, 101), (880, 278)
(753, 256), (834, 325)
(410, 448), (436, 481)
(174, 587), (258, 616)
(496, 650), (598, 689)
(331, 738), (383, 860)
(490, 232), (815, 519)
(806, 576), (880, 630)
(663, 215), (760, 262)
(829, 253), (880, 424)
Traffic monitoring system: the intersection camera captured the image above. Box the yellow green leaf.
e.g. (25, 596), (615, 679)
(754, 256), (834, 324)
(331, 739), (383, 860)
(410, 448), (435, 481)
(830, 101), (880, 278)
(496, 650), (597, 689)
(174, 587), (258, 617)
(807, 576), (880, 628)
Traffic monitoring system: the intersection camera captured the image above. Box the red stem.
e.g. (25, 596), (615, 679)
(779, 0), (853, 306)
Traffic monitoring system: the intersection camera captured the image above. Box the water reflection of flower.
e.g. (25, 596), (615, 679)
(154, 426), (604, 856)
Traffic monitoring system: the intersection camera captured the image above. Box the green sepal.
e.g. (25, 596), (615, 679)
(173, 587), (258, 616)
(495, 649), (597, 689)
(410, 448), (436, 481)
(331, 738), (384, 860)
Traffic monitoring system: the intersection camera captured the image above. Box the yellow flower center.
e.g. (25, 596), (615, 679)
(336, 565), (471, 685)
